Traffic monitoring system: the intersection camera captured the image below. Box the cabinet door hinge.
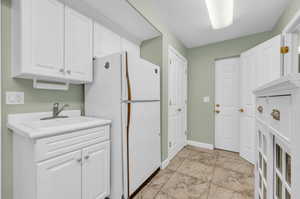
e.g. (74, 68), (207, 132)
(280, 46), (289, 54)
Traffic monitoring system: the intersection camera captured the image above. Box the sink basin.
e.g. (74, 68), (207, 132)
(23, 117), (95, 129)
(7, 110), (111, 139)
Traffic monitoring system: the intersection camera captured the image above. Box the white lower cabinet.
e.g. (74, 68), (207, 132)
(37, 150), (82, 199)
(82, 142), (110, 199)
(13, 126), (110, 199)
(253, 75), (300, 199)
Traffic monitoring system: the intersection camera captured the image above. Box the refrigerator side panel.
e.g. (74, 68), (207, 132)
(85, 53), (124, 199)
(122, 53), (161, 101)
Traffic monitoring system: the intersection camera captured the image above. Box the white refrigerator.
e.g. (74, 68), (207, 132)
(85, 52), (161, 199)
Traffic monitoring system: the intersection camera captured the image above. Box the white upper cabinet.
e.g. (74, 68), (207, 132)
(94, 23), (122, 58)
(12, 0), (65, 80)
(12, 0), (93, 84)
(65, 7), (93, 83)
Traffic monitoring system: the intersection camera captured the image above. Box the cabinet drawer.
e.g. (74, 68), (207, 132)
(256, 97), (269, 123)
(268, 96), (291, 141)
(35, 125), (110, 162)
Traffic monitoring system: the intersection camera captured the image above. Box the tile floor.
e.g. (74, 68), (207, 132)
(133, 146), (255, 199)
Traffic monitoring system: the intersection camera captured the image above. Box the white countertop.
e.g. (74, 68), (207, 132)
(7, 110), (111, 139)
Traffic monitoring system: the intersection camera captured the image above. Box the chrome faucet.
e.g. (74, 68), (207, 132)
(53, 103), (69, 117)
(41, 103), (69, 120)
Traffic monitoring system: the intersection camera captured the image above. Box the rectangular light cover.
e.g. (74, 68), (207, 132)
(205, 0), (234, 29)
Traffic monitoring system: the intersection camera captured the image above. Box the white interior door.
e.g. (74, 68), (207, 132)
(215, 57), (240, 152)
(168, 48), (187, 158)
(240, 50), (256, 164)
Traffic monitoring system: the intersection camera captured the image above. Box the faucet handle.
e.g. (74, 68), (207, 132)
(53, 102), (59, 108)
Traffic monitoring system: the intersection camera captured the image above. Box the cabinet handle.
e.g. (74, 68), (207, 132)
(84, 155), (90, 160)
(77, 158), (82, 163)
(257, 106), (263, 113)
(239, 108), (244, 113)
(177, 108), (182, 112)
(215, 110), (220, 114)
(271, 109), (280, 121)
(67, 70), (71, 74)
(59, 68), (65, 73)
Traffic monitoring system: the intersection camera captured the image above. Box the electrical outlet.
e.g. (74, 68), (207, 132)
(203, 96), (210, 103)
(6, 92), (24, 105)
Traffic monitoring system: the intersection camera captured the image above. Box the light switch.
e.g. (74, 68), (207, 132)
(203, 96), (210, 103)
(6, 92), (24, 105)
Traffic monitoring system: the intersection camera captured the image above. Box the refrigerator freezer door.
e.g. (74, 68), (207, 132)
(122, 53), (160, 101)
(122, 101), (161, 197)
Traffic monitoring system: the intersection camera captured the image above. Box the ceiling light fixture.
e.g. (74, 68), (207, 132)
(205, 0), (234, 29)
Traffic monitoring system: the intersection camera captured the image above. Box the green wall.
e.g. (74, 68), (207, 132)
(1, 0), (84, 198)
(187, 32), (272, 145)
(187, 0), (300, 145)
(128, 0), (188, 161)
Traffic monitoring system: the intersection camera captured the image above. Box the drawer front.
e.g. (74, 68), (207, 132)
(35, 125), (110, 162)
(268, 96), (291, 141)
(256, 97), (269, 123)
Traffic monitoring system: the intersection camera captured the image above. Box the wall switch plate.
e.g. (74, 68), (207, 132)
(203, 96), (210, 103)
(6, 92), (24, 105)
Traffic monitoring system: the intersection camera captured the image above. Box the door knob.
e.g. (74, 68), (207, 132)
(178, 108), (182, 112)
(215, 110), (220, 114)
(216, 104), (220, 107)
(239, 108), (244, 113)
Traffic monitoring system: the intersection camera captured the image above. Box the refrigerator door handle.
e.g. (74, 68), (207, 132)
(125, 52), (132, 198)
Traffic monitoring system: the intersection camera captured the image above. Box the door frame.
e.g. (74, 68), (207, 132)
(167, 46), (188, 160)
(214, 55), (240, 151)
(0, 1), (2, 197)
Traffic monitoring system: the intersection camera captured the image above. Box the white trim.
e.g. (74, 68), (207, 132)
(0, 0), (2, 197)
(168, 45), (187, 64)
(187, 140), (214, 150)
(160, 159), (170, 169)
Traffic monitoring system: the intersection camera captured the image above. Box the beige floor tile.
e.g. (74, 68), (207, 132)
(187, 150), (217, 166)
(150, 169), (175, 189)
(216, 156), (254, 176)
(212, 167), (254, 196)
(161, 172), (209, 199)
(185, 145), (216, 154)
(176, 148), (193, 158)
(166, 156), (185, 171)
(138, 183), (161, 199)
(177, 159), (214, 181)
(216, 149), (240, 160)
(155, 191), (176, 199)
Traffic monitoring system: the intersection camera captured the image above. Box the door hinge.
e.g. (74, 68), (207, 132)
(280, 46), (289, 54)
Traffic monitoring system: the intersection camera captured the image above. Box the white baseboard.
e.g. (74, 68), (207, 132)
(187, 140), (214, 150)
(161, 158), (170, 169)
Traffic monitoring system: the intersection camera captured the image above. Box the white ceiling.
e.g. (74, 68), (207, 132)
(152, 0), (290, 48)
(59, 0), (161, 45)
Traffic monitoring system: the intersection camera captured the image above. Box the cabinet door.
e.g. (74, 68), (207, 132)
(37, 150), (82, 199)
(65, 7), (93, 83)
(82, 141), (110, 199)
(31, 0), (65, 78)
